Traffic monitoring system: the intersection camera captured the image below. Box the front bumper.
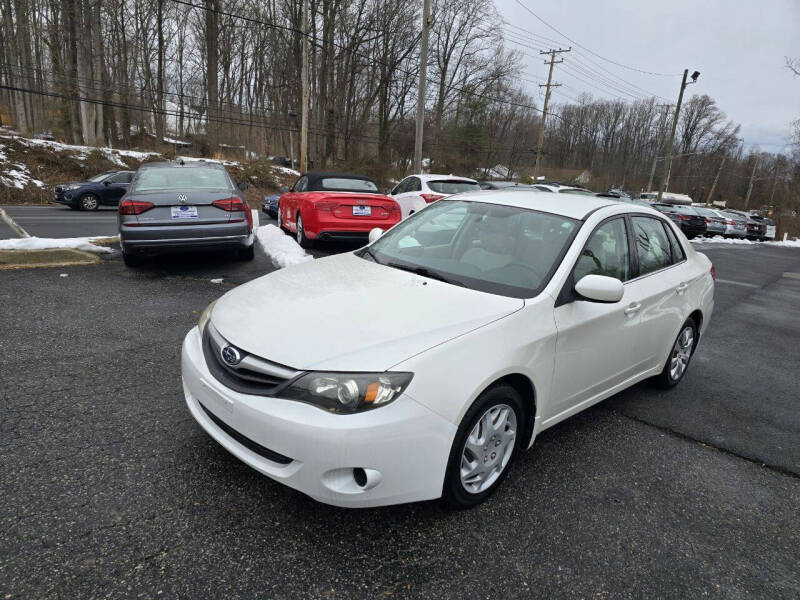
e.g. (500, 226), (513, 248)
(181, 327), (456, 508)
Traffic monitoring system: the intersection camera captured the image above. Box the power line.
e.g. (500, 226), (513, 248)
(511, 0), (684, 77)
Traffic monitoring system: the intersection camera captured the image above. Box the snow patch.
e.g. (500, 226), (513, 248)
(255, 224), (313, 268)
(210, 278), (224, 284)
(8, 135), (159, 167)
(273, 166), (300, 176)
(177, 155), (239, 167)
(0, 236), (114, 253)
(691, 236), (800, 248)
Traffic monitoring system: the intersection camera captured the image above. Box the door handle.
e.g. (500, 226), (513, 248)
(676, 282), (689, 295)
(624, 302), (641, 317)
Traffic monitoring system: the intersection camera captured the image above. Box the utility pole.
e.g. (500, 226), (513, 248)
(768, 169), (780, 205)
(533, 47), (570, 179)
(299, 0), (309, 174)
(743, 155), (760, 209)
(705, 155), (726, 205)
(657, 69), (699, 203)
(413, 0), (431, 174)
(646, 104), (673, 192)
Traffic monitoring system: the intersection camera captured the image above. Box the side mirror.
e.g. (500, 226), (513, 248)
(238, 181), (249, 191)
(368, 228), (384, 244)
(574, 274), (624, 303)
(385, 188), (392, 195)
(280, 185), (289, 194)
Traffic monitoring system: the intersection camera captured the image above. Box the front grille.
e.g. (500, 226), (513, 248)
(202, 324), (300, 396)
(198, 401), (293, 464)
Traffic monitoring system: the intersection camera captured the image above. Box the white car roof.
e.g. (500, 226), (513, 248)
(444, 189), (639, 220)
(407, 173), (477, 183)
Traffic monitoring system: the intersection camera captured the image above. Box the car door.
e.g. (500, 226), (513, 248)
(101, 172), (131, 205)
(550, 217), (643, 420)
(392, 177), (421, 207)
(625, 216), (690, 372)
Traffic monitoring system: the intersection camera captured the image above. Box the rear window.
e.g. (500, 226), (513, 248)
(427, 180), (480, 194)
(319, 178), (378, 192)
(134, 167), (231, 191)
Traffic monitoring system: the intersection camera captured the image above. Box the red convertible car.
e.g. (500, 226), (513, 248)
(277, 172), (402, 248)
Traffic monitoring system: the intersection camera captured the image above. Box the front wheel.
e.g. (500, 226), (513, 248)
(442, 384), (523, 509)
(654, 318), (697, 389)
(79, 194), (100, 211)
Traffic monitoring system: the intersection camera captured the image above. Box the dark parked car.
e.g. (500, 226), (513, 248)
(262, 194), (279, 217)
(53, 170), (134, 210)
(651, 203), (707, 239)
(118, 161), (254, 266)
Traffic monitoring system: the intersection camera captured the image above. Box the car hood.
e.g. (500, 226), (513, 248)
(211, 252), (523, 371)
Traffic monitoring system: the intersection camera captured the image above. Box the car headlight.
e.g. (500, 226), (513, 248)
(67, 184), (82, 190)
(282, 371), (413, 413)
(197, 300), (217, 335)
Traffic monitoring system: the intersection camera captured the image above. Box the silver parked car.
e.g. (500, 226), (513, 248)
(691, 206), (727, 237)
(119, 161), (255, 267)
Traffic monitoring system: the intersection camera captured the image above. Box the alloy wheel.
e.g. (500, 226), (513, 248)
(81, 195), (99, 210)
(460, 404), (517, 494)
(669, 326), (694, 381)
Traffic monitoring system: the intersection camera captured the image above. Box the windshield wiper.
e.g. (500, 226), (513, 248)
(385, 262), (464, 287)
(360, 246), (382, 264)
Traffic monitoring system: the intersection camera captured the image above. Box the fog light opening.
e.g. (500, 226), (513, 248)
(353, 467), (368, 488)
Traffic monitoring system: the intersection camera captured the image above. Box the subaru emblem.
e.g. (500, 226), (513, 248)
(177, 193), (188, 204)
(221, 345), (242, 366)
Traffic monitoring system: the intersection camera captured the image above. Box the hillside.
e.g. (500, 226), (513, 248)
(0, 134), (299, 207)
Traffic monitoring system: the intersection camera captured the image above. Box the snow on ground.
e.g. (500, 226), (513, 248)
(0, 236), (114, 253)
(0, 141), (45, 188)
(273, 166), (300, 176)
(177, 155), (240, 167)
(255, 224), (313, 268)
(7, 134), (159, 167)
(691, 236), (800, 248)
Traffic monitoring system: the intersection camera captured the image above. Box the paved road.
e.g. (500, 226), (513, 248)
(1, 242), (799, 599)
(2, 205), (119, 238)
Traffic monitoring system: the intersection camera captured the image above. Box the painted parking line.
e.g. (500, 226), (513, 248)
(715, 278), (760, 288)
(782, 272), (800, 280)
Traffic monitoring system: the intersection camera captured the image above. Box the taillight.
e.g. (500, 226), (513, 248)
(421, 193), (444, 203)
(678, 214), (690, 220)
(725, 219), (734, 226)
(710, 264), (716, 280)
(705, 218), (712, 223)
(119, 199), (154, 215)
(212, 197), (252, 232)
(315, 201), (337, 211)
(388, 203), (401, 217)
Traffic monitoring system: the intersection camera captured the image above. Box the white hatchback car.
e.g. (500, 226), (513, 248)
(389, 173), (481, 218)
(182, 192), (715, 508)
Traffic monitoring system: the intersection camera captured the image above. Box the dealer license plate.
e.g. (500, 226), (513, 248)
(171, 206), (198, 219)
(352, 205), (371, 216)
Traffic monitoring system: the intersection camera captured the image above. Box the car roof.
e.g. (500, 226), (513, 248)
(139, 160), (225, 170)
(408, 173), (477, 183)
(444, 189), (626, 220)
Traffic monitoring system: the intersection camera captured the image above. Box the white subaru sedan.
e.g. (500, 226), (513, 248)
(181, 191), (715, 508)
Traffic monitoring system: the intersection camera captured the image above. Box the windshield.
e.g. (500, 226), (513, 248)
(319, 177), (378, 192)
(365, 200), (579, 298)
(88, 172), (113, 182)
(428, 180), (481, 194)
(133, 167), (231, 192)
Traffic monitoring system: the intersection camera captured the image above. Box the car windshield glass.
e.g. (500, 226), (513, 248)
(319, 178), (378, 192)
(428, 180), (481, 194)
(88, 172), (113, 182)
(134, 167), (231, 191)
(366, 199), (579, 298)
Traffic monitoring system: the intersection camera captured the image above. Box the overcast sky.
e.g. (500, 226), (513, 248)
(495, 0), (800, 153)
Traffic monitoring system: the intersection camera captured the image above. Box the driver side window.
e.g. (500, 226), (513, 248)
(293, 176), (308, 192)
(573, 218), (631, 282)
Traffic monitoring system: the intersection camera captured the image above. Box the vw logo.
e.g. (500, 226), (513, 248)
(221, 345), (242, 366)
(177, 193), (188, 204)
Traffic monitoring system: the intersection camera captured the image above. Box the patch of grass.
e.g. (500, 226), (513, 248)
(0, 248), (100, 269)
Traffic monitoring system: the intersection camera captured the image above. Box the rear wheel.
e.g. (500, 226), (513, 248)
(296, 213), (315, 249)
(654, 318), (697, 389)
(442, 384), (523, 509)
(237, 244), (255, 261)
(79, 194), (100, 211)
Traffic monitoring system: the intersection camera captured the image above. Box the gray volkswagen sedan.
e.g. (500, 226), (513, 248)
(118, 161), (255, 267)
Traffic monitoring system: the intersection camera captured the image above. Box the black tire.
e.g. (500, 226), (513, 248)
(79, 193), (100, 211)
(653, 318), (697, 389)
(276, 204), (286, 232)
(296, 213), (315, 249)
(442, 384), (524, 509)
(237, 244), (255, 261)
(122, 250), (144, 267)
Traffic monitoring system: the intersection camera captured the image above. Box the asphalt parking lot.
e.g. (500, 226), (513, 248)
(1, 207), (799, 598)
